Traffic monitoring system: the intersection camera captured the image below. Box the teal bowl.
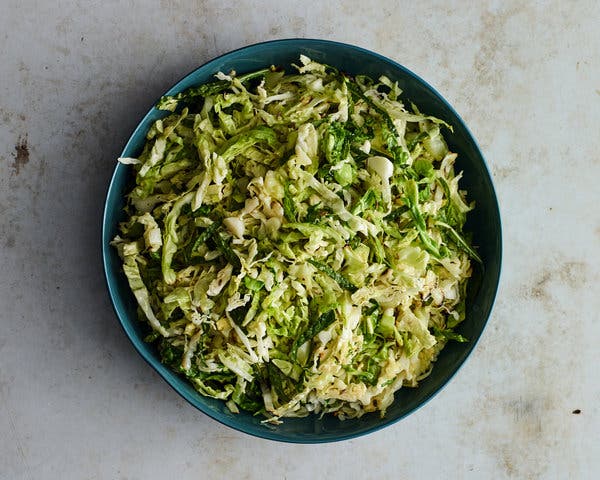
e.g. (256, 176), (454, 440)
(102, 39), (501, 443)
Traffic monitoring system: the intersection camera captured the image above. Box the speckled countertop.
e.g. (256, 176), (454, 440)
(1, 1), (598, 479)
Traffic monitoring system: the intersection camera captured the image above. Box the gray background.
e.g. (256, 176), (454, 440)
(1, 1), (598, 479)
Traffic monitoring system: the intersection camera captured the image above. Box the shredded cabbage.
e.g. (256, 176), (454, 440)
(112, 56), (480, 423)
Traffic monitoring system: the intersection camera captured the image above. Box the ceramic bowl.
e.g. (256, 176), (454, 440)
(102, 39), (502, 443)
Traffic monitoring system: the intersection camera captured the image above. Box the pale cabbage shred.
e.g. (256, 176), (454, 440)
(113, 55), (478, 423)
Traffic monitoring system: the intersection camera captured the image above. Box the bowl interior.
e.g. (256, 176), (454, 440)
(102, 39), (501, 443)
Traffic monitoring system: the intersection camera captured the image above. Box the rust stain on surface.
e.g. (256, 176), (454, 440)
(525, 260), (587, 306)
(492, 165), (519, 181)
(529, 271), (552, 302)
(557, 261), (587, 286)
(469, 6), (528, 98)
(4, 235), (15, 248)
(12, 135), (29, 175)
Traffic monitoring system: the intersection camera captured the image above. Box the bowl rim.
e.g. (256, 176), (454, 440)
(102, 37), (502, 443)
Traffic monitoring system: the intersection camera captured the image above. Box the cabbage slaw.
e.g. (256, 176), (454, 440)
(112, 55), (479, 422)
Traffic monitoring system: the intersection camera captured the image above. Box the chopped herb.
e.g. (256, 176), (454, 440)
(308, 259), (358, 293)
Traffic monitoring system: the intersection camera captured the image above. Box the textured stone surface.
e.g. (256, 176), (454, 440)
(1, 1), (598, 478)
